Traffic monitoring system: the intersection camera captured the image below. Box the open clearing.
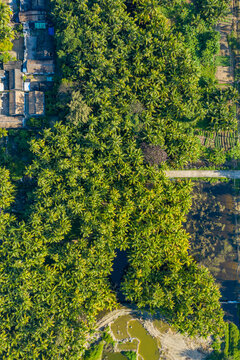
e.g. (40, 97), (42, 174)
(98, 309), (211, 360)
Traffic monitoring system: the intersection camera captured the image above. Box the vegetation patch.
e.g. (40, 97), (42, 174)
(121, 352), (136, 360)
(0, 0), (14, 62)
(207, 322), (240, 359)
(84, 341), (104, 360)
(215, 55), (231, 67)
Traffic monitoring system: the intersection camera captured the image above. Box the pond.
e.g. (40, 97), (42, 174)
(186, 180), (240, 325)
(110, 315), (133, 341)
(127, 320), (159, 360)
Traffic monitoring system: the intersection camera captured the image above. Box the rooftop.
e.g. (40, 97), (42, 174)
(19, 10), (46, 22)
(9, 90), (25, 115)
(25, 26), (54, 60)
(3, 61), (22, 71)
(26, 59), (54, 74)
(0, 115), (24, 128)
(28, 90), (44, 115)
(9, 69), (23, 90)
(20, 0), (46, 12)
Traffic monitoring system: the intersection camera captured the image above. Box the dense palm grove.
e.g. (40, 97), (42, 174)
(0, 0), (237, 358)
(0, 1), (14, 62)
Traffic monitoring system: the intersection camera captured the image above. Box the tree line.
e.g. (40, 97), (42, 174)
(0, 0), (14, 63)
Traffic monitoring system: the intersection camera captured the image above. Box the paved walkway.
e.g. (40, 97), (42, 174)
(165, 170), (240, 178)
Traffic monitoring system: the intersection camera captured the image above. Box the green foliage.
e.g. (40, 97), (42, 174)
(215, 56), (230, 67)
(205, 148), (226, 165)
(0, 130), (34, 182)
(227, 31), (240, 50)
(102, 329), (115, 346)
(194, 0), (230, 25)
(122, 351), (137, 360)
(0, 167), (15, 209)
(0, 0), (14, 62)
(227, 142), (240, 160)
(207, 322), (240, 360)
(200, 86), (238, 131)
(83, 342), (104, 360)
(26, 116), (50, 128)
(122, 259), (224, 337)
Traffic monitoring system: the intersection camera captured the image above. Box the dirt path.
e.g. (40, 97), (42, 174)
(215, 3), (234, 84)
(96, 308), (134, 330)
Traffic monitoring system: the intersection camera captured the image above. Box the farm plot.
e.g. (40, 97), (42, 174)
(198, 130), (238, 151)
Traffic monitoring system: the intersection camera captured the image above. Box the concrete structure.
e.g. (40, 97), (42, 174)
(165, 170), (240, 179)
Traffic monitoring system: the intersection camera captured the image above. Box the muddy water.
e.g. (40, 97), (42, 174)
(128, 320), (159, 360)
(104, 353), (128, 360)
(187, 181), (240, 325)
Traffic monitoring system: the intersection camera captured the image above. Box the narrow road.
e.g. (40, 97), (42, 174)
(165, 170), (240, 178)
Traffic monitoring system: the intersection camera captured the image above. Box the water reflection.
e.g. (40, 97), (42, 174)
(110, 249), (128, 301)
(186, 180), (240, 324)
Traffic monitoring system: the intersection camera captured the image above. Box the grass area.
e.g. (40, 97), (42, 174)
(122, 352), (136, 360)
(127, 320), (159, 360)
(84, 341), (104, 360)
(110, 316), (133, 341)
(215, 55), (231, 67)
